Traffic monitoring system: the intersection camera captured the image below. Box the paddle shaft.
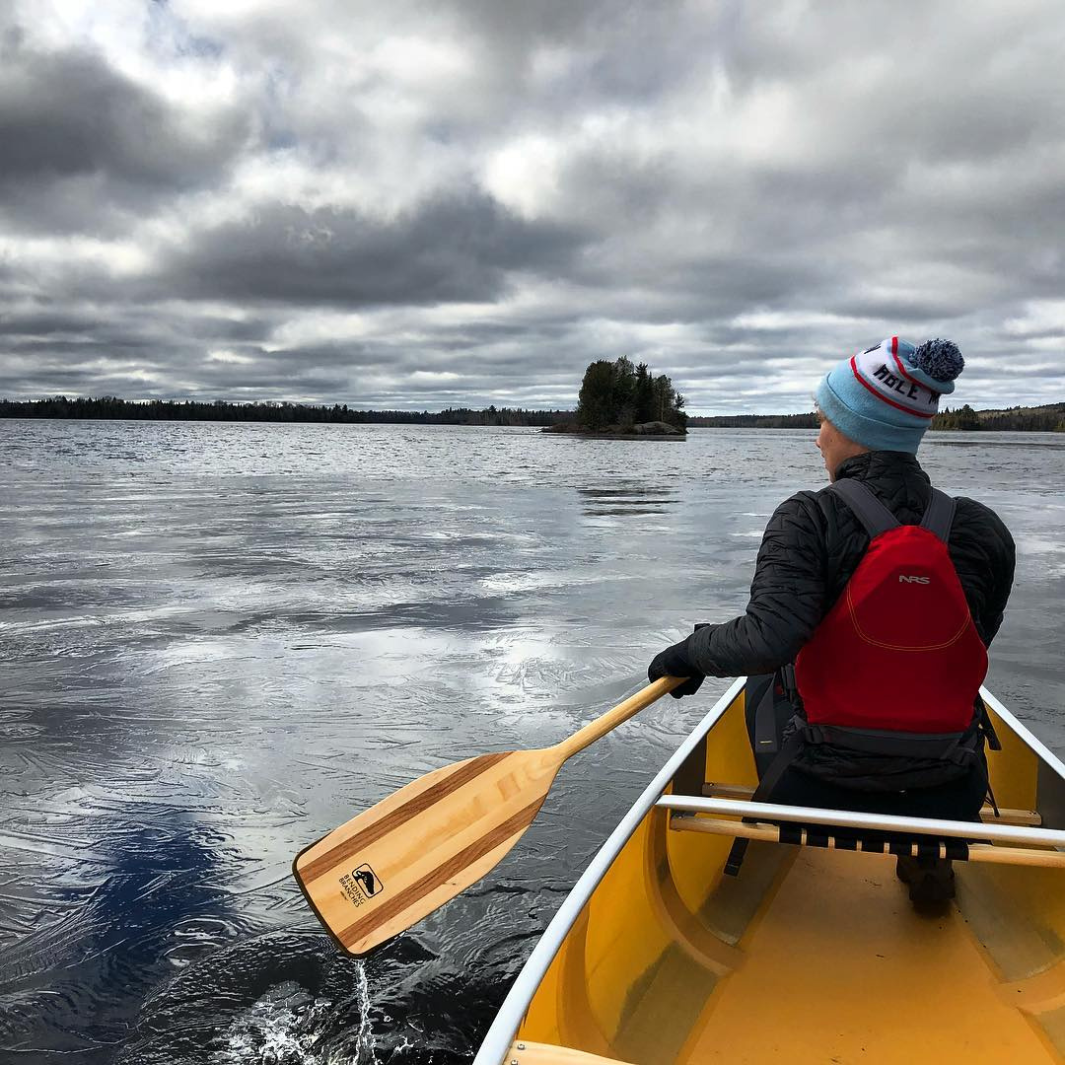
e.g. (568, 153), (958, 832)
(551, 676), (683, 761)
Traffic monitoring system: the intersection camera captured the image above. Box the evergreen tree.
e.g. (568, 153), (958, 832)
(576, 361), (619, 430)
(634, 362), (655, 423)
(611, 356), (637, 428)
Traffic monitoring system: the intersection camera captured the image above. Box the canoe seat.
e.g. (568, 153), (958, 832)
(659, 795), (1065, 870)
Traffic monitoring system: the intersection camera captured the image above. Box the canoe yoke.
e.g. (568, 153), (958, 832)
(659, 794), (1065, 869)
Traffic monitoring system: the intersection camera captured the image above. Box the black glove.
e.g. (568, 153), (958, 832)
(647, 625), (707, 698)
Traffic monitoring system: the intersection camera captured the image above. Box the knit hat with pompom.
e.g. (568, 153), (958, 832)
(816, 337), (964, 453)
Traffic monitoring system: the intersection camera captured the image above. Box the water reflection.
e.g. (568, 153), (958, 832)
(577, 484), (679, 517)
(0, 809), (228, 1062)
(0, 422), (1062, 1062)
(929, 435), (1065, 450)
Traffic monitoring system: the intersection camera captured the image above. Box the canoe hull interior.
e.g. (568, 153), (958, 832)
(507, 683), (1065, 1064)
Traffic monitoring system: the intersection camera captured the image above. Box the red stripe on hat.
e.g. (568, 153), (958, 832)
(892, 351), (924, 387)
(850, 356), (935, 419)
(891, 336), (898, 357)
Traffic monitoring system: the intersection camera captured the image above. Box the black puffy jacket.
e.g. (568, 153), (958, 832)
(687, 450), (1016, 679)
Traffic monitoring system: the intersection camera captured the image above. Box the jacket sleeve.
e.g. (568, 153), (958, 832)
(687, 492), (830, 677)
(952, 498), (1016, 646)
(985, 520), (1016, 645)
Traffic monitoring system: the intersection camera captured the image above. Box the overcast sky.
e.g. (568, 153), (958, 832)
(2, 1), (1063, 414)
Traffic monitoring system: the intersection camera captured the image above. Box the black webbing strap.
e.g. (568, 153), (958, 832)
(725, 726), (806, 876)
(920, 488), (957, 544)
(976, 695), (1002, 752)
(828, 478), (899, 538)
(753, 678), (780, 756)
(724, 836), (750, 876)
(776, 823), (971, 861)
(780, 662), (801, 709)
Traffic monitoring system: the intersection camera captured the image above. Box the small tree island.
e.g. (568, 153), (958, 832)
(544, 357), (688, 437)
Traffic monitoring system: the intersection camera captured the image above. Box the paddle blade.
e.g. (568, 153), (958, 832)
(293, 749), (558, 955)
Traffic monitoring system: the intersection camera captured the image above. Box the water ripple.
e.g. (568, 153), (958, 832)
(1, 421), (1062, 1061)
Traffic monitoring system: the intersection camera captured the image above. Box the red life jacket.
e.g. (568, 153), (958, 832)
(794, 479), (988, 735)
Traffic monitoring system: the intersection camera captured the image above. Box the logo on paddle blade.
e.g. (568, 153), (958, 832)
(339, 863), (384, 908)
(352, 864), (381, 898)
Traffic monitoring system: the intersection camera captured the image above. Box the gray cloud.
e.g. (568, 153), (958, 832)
(0, 26), (250, 234)
(0, 0), (1063, 411)
(157, 196), (588, 306)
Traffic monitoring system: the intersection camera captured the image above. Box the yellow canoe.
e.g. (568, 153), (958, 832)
(474, 679), (1065, 1064)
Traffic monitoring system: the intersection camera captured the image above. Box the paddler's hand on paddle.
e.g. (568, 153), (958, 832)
(648, 624), (708, 698)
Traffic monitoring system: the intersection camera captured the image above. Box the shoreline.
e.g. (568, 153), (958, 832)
(543, 432), (687, 440)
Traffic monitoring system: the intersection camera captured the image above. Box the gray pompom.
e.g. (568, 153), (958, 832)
(911, 338), (964, 382)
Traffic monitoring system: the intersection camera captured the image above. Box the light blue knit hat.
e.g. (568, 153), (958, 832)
(816, 337), (964, 453)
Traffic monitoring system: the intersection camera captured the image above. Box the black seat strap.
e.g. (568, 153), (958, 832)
(725, 725), (807, 877)
(976, 695), (1002, 752)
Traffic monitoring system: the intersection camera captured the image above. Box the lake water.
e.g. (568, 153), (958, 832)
(1, 420), (1063, 1064)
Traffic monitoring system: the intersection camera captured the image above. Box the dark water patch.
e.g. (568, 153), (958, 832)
(577, 483), (679, 516)
(0, 815), (241, 1063)
(111, 929), (509, 1065)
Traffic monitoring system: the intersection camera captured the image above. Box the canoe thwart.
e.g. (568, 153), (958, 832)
(702, 781), (757, 798)
(658, 795), (1065, 849)
(979, 807), (1044, 827)
(669, 813), (1065, 868)
(506, 1042), (637, 1065)
(699, 783), (1042, 825)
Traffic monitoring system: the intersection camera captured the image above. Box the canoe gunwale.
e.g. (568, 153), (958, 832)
(980, 686), (1065, 786)
(471, 676), (747, 1065)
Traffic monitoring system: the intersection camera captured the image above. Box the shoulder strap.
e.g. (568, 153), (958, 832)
(828, 478), (899, 538)
(920, 489), (956, 544)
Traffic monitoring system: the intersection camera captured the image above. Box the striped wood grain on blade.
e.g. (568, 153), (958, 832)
(294, 748), (561, 955)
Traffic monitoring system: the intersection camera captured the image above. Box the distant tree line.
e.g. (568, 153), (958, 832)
(3, 395), (1061, 431)
(688, 412), (820, 428)
(0, 395), (572, 427)
(575, 357), (687, 432)
(933, 402), (1065, 432)
(932, 404), (984, 430)
(689, 403), (1065, 432)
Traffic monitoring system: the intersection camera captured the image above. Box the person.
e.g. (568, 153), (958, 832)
(647, 337), (1015, 901)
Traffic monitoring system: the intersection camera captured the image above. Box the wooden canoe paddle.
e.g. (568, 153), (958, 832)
(292, 675), (682, 955)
